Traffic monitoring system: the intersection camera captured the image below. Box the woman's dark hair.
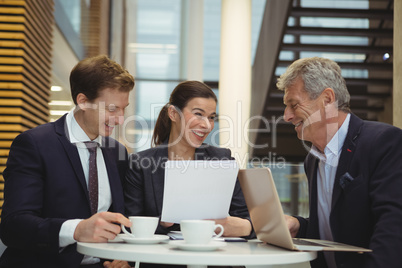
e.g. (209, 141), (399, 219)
(152, 80), (217, 146)
(69, 55), (135, 105)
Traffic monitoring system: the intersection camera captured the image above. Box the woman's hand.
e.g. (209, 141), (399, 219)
(160, 221), (174, 228)
(213, 216), (252, 237)
(103, 260), (132, 268)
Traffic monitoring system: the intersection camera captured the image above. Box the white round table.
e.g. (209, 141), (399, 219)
(77, 239), (316, 268)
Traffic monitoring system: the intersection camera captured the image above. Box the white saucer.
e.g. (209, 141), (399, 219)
(169, 240), (227, 251)
(118, 234), (170, 244)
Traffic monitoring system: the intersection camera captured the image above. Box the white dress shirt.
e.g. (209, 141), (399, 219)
(58, 109), (112, 264)
(309, 113), (350, 268)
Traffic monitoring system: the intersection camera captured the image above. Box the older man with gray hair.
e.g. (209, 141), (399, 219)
(278, 57), (402, 268)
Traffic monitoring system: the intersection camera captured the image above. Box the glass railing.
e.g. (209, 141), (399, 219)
(247, 162), (309, 218)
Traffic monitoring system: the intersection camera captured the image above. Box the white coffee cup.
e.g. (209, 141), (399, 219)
(180, 220), (224, 245)
(121, 216), (159, 238)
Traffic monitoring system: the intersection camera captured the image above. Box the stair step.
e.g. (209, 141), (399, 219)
(290, 7), (393, 20)
(277, 61), (392, 71)
(282, 43), (392, 54)
(286, 26), (392, 38)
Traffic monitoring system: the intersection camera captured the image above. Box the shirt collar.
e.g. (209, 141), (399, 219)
(66, 108), (102, 148)
(310, 113), (351, 162)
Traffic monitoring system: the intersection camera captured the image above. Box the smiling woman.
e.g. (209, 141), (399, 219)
(124, 81), (255, 263)
(151, 81), (218, 160)
(168, 97), (217, 152)
(151, 80), (217, 149)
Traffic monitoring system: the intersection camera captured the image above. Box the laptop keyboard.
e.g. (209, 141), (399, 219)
(292, 238), (330, 247)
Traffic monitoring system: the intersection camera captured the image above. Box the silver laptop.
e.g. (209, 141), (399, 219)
(238, 168), (371, 252)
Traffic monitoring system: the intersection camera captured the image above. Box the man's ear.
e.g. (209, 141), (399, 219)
(322, 88), (336, 106)
(168, 105), (178, 122)
(76, 93), (88, 110)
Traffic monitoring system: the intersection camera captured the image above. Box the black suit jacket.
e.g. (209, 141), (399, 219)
(0, 114), (128, 268)
(124, 144), (252, 236)
(296, 113), (402, 268)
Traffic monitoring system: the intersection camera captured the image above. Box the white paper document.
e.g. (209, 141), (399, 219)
(161, 160), (239, 223)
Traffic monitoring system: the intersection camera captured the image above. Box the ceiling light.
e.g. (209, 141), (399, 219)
(50, 110), (69, 116)
(49, 100), (73, 106)
(51, 86), (63, 92)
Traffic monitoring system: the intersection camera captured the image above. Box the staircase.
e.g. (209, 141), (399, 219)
(251, 0), (394, 163)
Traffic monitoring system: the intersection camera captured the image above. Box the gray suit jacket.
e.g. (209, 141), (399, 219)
(124, 143), (252, 236)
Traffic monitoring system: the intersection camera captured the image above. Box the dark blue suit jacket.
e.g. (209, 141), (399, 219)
(124, 144), (253, 237)
(296, 113), (402, 268)
(0, 114), (128, 268)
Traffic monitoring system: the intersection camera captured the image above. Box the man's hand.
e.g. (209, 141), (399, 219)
(213, 216), (252, 237)
(74, 212), (131, 243)
(285, 215), (300, 238)
(103, 260), (132, 268)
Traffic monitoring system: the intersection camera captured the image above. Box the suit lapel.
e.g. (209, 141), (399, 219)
(195, 146), (208, 160)
(305, 154), (321, 238)
(55, 115), (89, 201)
(151, 145), (169, 215)
(331, 114), (363, 210)
(101, 143), (124, 213)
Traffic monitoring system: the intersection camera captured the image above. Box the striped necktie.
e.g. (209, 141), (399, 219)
(84, 141), (98, 215)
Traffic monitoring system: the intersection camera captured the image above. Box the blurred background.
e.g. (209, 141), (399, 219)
(0, 0), (398, 217)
